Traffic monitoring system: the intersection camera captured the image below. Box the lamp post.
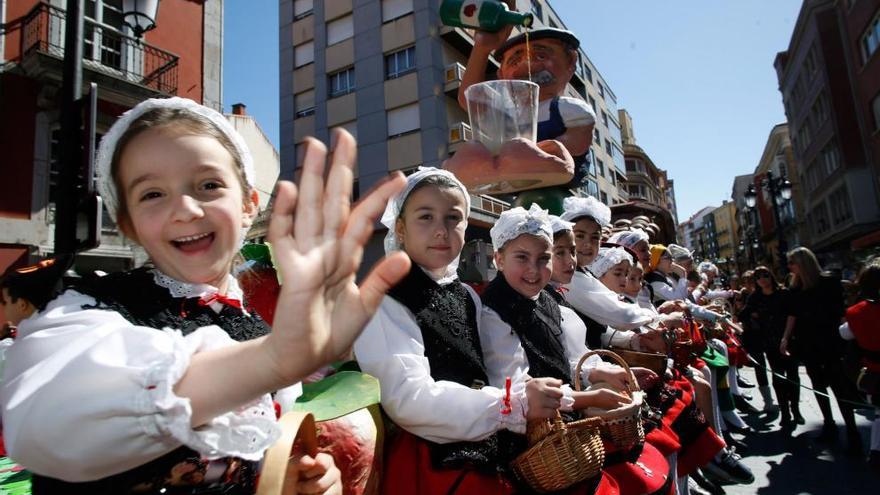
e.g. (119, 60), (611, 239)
(53, 0), (160, 255)
(744, 170), (793, 273)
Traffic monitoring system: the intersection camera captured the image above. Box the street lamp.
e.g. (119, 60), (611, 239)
(743, 170), (792, 273)
(123, 0), (160, 39)
(54, 0), (160, 255)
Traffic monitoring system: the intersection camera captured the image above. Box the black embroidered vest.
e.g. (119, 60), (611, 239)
(481, 275), (571, 385)
(386, 267), (525, 473)
(30, 268), (270, 495)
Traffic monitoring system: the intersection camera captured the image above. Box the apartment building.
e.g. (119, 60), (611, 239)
(280, 0), (627, 274)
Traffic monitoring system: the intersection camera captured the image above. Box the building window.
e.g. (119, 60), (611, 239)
(549, 18), (558, 29)
(594, 128), (600, 145)
(862, 11), (880, 63)
(530, 0), (543, 22)
(829, 186), (853, 224)
(387, 103), (420, 137)
(295, 41), (314, 68)
(600, 191), (609, 205)
(605, 138), (612, 154)
(84, 0), (125, 70)
(327, 15), (354, 46)
(601, 111), (608, 127)
(294, 89), (315, 118)
(294, 0), (314, 19)
(821, 139), (840, 176)
(587, 95), (597, 111)
(596, 158), (605, 178)
(812, 201), (831, 236)
(598, 83), (605, 98)
(872, 92), (880, 131)
(385, 46), (416, 79)
(583, 63), (593, 83)
(328, 68), (355, 98)
(382, 0), (413, 22)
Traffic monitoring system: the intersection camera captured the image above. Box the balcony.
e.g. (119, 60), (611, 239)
(19, 2), (179, 99)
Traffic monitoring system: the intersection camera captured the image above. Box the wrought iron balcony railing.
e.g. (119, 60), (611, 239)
(21, 2), (179, 95)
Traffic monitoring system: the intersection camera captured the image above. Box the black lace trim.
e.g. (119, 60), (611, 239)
(481, 275), (571, 385)
(71, 268), (270, 342)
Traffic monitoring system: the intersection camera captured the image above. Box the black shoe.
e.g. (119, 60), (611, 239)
(703, 449), (755, 485)
(780, 413), (794, 431)
(815, 422), (838, 443)
(737, 375), (755, 388)
(734, 394), (761, 414)
(723, 431), (748, 452)
(847, 429), (864, 456)
(692, 469), (727, 494)
(792, 408), (806, 425)
(724, 420), (754, 435)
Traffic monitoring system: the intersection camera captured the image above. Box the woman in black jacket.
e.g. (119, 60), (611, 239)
(780, 247), (861, 450)
(742, 266), (801, 428)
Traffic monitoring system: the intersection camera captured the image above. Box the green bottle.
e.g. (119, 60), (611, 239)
(439, 0), (533, 32)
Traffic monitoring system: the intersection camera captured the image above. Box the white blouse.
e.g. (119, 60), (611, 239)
(0, 271), (281, 482)
(480, 303), (605, 399)
(353, 283), (529, 444)
(563, 270), (657, 330)
(648, 273), (689, 303)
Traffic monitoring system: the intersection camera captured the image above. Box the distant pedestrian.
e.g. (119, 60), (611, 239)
(781, 247), (862, 451)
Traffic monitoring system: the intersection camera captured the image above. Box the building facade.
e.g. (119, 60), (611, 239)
(0, 0), (223, 277)
(279, 0), (628, 275)
(750, 123), (809, 272)
(615, 108), (679, 243)
(775, 0), (880, 268)
(708, 200), (738, 274)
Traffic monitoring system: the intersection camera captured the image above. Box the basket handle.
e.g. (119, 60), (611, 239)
(256, 411), (319, 495)
(574, 349), (640, 394)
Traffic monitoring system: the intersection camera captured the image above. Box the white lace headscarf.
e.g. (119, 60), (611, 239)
(667, 243), (693, 261)
(607, 228), (650, 250)
(549, 215), (574, 235)
(95, 97), (256, 225)
(490, 203), (553, 252)
(380, 167), (470, 280)
(587, 246), (633, 278)
(698, 261), (719, 275)
(560, 195), (611, 227)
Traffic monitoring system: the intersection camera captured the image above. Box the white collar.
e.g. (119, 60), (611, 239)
(150, 269), (247, 314)
(418, 265), (459, 286)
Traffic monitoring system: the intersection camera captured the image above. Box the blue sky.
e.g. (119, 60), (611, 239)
(223, 0), (803, 222)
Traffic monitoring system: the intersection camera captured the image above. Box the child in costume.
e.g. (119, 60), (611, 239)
(481, 205), (678, 495)
(1, 97), (410, 494)
(354, 168), (566, 495)
(644, 245), (689, 307)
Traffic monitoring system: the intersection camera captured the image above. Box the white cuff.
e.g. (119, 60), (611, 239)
(559, 384), (575, 412)
(500, 381), (529, 434)
(139, 327), (281, 461)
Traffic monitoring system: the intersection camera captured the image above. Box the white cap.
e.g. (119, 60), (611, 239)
(587, 246), (633, 278)
(560, 195), (611, 227)
(490, 203), (553, 252)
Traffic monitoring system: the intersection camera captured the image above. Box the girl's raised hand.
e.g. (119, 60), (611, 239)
(265, 130), (410, 385)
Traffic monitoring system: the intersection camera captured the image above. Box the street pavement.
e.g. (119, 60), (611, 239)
(719, 366), (877, 495)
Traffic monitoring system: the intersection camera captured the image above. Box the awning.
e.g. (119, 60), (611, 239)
(0, 247), (28, 275)
(851, 229), (880, 250)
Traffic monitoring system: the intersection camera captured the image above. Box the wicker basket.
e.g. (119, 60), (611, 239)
(575, 350), (645, 453)
(512, 412), (605, 493)
(608, 346), (668, 375)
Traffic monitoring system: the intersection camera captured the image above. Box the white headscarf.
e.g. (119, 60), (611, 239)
(95, 97), (256, 224)
(490, 203), (553, 252)
(607, 228), (650, 250)
(549, 215), (574, 234)
(560, 196), (611, 227)
(587, 246), (633, 278)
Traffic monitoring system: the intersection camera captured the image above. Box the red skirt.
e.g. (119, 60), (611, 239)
(603, 443), (671, 495)
(382, 431), (620, 495)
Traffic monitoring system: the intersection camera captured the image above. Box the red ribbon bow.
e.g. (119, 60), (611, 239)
(501, 376), (512, 415)
(198, 293), (243, 309)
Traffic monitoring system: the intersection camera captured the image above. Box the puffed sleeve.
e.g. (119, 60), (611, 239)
(353, 293), (528, 444)
(650, 277), (689, 303)
(479, 306), (530, 390)
(563, 271), (656, 330)
(558, 96), (597, 128)
(1, 290), (279, 482)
